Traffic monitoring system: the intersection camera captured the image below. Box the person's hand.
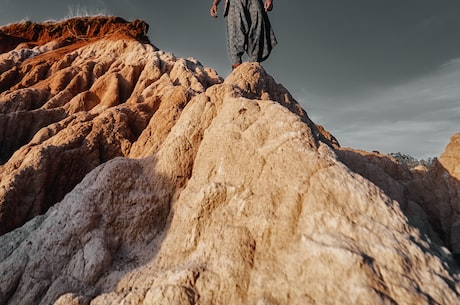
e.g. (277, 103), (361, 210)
(210, 4), (218, 18)
(264, 0), (273, 12)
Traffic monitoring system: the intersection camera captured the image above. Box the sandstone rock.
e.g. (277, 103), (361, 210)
(0, 17), (459, 305)
(440, 132), (460, 180)
(0, 18), (221, 235)
(337, 146), (460, 256)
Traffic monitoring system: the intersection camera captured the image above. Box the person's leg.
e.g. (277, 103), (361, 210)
(246, 0), (264, 62)
(246, 0), (277, 62)
(226, 0), (248, 65)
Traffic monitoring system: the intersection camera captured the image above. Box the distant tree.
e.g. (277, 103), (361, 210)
(388, 152), (435, 169)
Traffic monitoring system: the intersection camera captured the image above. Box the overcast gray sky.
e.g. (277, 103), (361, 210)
(1, 0), (459, 159)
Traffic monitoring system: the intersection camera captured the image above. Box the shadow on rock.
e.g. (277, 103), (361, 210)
(0, 155), (176, 304)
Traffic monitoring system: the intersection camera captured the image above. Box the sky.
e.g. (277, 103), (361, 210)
(1, 0), (460, 159)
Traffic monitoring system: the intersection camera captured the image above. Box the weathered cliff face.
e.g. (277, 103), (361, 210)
(0, 17), (459, 305)
(336, 146), (460, 256)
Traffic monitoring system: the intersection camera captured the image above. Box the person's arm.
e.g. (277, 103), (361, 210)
(210, 0), (222, 18)
(264, 0), (273, 12)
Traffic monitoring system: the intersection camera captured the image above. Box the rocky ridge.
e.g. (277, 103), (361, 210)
(0, 17), (459, 305)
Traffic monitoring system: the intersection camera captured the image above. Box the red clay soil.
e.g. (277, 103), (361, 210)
(0, 29), (27, 53)
(0, 16), (151, 54)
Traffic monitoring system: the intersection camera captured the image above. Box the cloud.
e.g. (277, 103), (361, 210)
(307, 58), (460, 159)
(421, 10), (460, 29)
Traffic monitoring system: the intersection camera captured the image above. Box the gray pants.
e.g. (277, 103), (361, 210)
(225, 0), (277, 65)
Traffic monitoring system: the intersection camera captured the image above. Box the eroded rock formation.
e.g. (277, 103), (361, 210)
(0, 17), (459, 305)
(336, 146), (460, 257)
(0, 17), (221, 235)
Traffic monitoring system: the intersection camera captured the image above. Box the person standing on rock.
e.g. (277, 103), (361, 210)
(210, 0), (277, 70)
